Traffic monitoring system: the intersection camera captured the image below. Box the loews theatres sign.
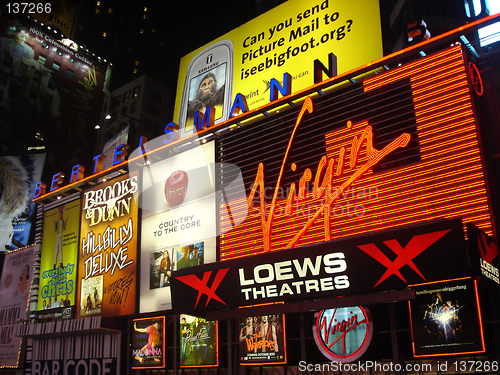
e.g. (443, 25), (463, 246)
(170, 219), (471, 312)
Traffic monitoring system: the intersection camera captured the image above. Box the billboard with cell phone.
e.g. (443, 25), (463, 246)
(173, 0), (383, 137)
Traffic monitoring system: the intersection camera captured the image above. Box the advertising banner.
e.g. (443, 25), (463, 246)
(408, 278), (485, 357)
(37, 199), (80, 319)
(180, 314), (218, 367)
(139, 142), (217, 313)
(0, 245), (36, 367)
(239, 314), (286, 365)
(171, 219), (470, 312)
(77, 173), (138, 318)
(131, 316), (165, 369)
(173, 0), (383, 135)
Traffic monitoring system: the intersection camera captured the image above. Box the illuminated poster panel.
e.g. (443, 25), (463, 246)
(180, 314), (218, 367)
(131, 316), (165, 369)
(140, 142), (216, 313)
(218, 45), (493, 261)
(173, 0), (383, 134)
(408, 278), (485, 357)
(37, 199), (80, 319)
(0, 245), (36, 367)
(77, 173), (138, 318)
(239, 314), (286, 365)
(313, 307), (373, 363)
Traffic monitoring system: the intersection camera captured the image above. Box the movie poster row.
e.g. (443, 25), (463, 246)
(131, 314), (286, 369)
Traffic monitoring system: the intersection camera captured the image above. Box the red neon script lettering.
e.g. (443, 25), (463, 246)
(247, 96), (411, 252)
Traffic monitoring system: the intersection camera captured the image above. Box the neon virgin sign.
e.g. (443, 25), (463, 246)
(247, 96), (411, 251)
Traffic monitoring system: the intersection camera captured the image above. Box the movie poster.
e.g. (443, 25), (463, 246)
(37, 199), (80, 319)
(140, 142), (217, 313)
(131, 316), (165, 369)
(239, 314), (286, 365)
(77, 173), (138, 318)
(408, 278), (486, 357)
(0, 245), (36, 367)
(180, 314), (218, 367)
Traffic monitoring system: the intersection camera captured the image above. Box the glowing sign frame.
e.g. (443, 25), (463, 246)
(313, 306), (373, 363)
(408, 277), (486, 358)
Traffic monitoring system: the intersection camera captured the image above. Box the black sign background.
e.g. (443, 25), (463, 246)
(171, 219), (470, 313)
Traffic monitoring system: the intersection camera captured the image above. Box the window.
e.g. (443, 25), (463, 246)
(33, 70), (42, 82)
(133, 85), (141, 97)
(18, 62), (28, 76)
(123, 90), (131, 103)
(47, 78), (57, 90)
(130, 101), (138, 114)
(66, 69), (74, 79)
(29, 85), (38, 99)
(38, 54), (47, 66)
(52, 62), (60, 71)
(149, 88), (163, 103)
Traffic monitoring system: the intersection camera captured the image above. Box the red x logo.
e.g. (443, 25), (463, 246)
(174, 268), (230, 308)
(357, 230), (450, 287)
(477, 231), (498, 264)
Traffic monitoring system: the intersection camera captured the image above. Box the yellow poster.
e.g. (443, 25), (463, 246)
(38, 200), (81, 315)
(173, 0), (382, 135)
(77, 174), (138, 318)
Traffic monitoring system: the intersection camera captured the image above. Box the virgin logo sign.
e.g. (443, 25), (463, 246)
(313, 306), (373, 363)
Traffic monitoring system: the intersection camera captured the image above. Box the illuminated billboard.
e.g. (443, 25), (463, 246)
(38, 199), (81, 319)
(218, 45), (493, 260)
(131, 316), (166, 369)
(0, 245), (36, 367)
(29, 0), (79, 37)
(239, 314), (286, 365)
(77, 173), (138, 318)
(408, 278), (485, 357)
(139, 142), (217, 313)
(171, 219), (471, 312)
(180, 314), (218, 367)
(173, 0), (383, 135)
